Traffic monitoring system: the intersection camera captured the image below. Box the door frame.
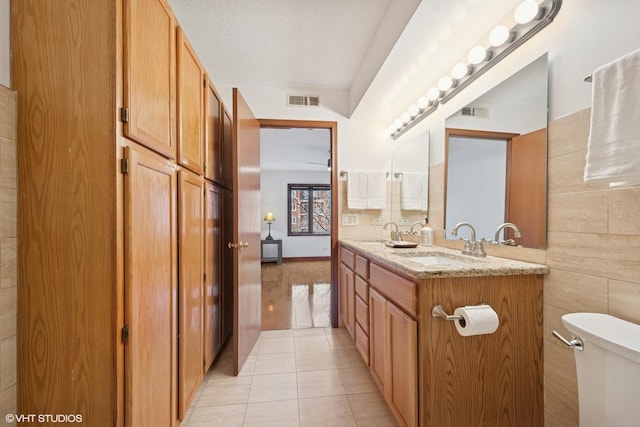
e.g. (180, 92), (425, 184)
(257, 119), (339, 327)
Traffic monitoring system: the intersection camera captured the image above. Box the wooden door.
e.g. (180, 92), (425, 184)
(506, 128), (547, 248)
(176, 27), (204, 175)
(388, 303), (417, 427)
(123, 146), (177, 427)
(203, 182), (223, 371)
(231, 88), (262, 375)
(369, 288), (388, 393)
(123, 0), (176, 158)
(177, 169), (204, 418)
(205, 79), (223, 183)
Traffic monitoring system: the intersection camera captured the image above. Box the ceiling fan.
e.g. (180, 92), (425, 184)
(305, 158), (331, 169)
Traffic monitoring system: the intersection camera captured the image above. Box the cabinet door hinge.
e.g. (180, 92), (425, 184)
(122, 325), (129, 344)
(121, 107), (129, 123)
(121, 158), (129, 174)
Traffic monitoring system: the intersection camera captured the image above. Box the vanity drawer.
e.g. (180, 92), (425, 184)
(369, 263), (417, 317)
(355, 321), (369, 365)
(355, 294), (369, 334)
(340, 246), (355, 269)
(355, 254), (369, 279)
(355, 275), (369, 301)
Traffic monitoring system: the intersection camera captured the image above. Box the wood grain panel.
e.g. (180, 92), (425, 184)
(369, 263), (417, 317)
(355, 254), (369, 279)
(368, 288), (388, 394)
(203, 182), (222, 371)
(340, 246), (355, 269)
(13, 0), (118, 422)
(123, 0), (176, 158)
(178, 169), (204, 418)
(232, 89), (261, 375)
(204, 79), (223, 183)
(124, 146), (177, 427)
(221, 109), (233, 189)
(355, 292), (369, 333)
(388, 303), (417, 427)
(421, 275), (543, 427)
(176, 27), (204, 175)
(355, 274), (369, 301)
(355, 321), (370, 365)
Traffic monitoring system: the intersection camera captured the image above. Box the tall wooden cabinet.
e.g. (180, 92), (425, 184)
(13, 0), (233, 425)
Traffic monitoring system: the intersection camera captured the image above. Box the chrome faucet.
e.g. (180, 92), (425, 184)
(494, 223), (522, 245)
(383, 221), (402, 241)
(409, 221), (423, 235)
(451, 222), (486, 257)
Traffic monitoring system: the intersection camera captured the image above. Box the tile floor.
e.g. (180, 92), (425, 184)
(180, 327), (398, 426)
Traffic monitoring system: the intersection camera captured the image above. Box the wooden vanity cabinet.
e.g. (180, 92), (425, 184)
(369, 266), (418, 427)
(123, 0), (177, 159)
(338, 262), (356, 338)
(176, 27), (204, 175)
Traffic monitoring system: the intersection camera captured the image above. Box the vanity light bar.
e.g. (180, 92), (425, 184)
(388, 0), (562, 140)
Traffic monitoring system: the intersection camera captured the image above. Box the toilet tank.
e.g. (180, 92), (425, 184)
(562, 313), (640, 427)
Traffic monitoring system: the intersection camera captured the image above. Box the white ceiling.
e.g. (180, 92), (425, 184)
(168, 0), (526, 169)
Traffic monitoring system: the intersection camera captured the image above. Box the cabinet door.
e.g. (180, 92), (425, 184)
(369, 287), (388, 393)
(178, 169), (204, 418)
(205, 79), (223, 183)
(177, 27), (204, 174)
(221, 188), (234, 341)
(221, 108), (233, 189)
(388, 303), (418, 427)
(123, 0), (176, 158)
(123, 146), (177, 427)
(339, 263), (355, 337)
(203, 182), (222, 371)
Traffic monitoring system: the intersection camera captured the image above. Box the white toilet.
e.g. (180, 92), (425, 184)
(560, 313), (640, 427)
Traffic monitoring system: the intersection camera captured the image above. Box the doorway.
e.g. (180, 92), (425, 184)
(258, 119), (338, 330)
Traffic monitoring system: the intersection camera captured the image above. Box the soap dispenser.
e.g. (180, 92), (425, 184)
(421, 218), (433, 247)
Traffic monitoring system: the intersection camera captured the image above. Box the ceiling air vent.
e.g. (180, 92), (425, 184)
(460, 106), (489, 119)
(287, 94), (320, 107)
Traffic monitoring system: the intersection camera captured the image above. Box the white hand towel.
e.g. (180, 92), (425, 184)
(366, 172), (387, 209)
(347, 171), (368, 210)
(402, 172), (428, 211)
(584, 49), (640, 187)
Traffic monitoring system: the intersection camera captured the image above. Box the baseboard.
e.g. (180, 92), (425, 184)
(282, 256), (331, 262)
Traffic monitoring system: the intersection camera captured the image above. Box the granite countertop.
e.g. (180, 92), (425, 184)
(339, 239), (549, 279)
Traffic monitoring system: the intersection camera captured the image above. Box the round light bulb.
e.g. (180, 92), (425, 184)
(451, 63), (469, 80)
(489, 25), (511, 47)
(426, 87), (440, 102)
(401, 112), (411, 124)
(408, 105), (420, 117)
(417, 96), (429, 109)
(387, 124), (397, 135)
(515, 0), (539, 24)
(394, 119), (403, 130)
(438, 76), (453, 91)
(468, 46), (487, 65)
(382, 128), (391, 138)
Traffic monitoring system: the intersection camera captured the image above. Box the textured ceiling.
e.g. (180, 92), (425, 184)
(168, 0), (409, 90)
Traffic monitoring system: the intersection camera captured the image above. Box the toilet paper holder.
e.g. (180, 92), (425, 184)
(431, 304), (463, 321)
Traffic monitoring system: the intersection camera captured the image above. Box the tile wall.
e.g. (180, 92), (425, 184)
(543, 107), (640, 426)
(0, 84), (17, 424)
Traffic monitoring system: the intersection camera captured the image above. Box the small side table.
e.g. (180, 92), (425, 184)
(261, 239), (282, 264)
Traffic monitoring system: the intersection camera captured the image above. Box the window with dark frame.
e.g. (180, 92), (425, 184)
(288, 184), (331, 236)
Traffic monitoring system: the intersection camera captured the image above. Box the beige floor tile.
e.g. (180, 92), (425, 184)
(249, 372), (298, 403)
(238, 354), (257, 377)
(298, 395), (357, 427)
(186, 403), (246, 427)
(261, 329), (294, 339)
(294, 327), (327, 337)
(295, 350), (338, 372)
(259, 336), (295, 354)
(326, 331), (355, 350)
(338, 367), (378, 394)
(294, 335), (330, 353)
(243, 399), (300, 426)
(348, 392), (398, 426)
(332, 348), (367, 369)
(196, 376), (252, 408)
(254, 352), (296, 375)
(297, 369), (345, 399)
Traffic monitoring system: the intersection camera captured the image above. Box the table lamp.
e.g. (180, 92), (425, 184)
(264, 212), (276, 240)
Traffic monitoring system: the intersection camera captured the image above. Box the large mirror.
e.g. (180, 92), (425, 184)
(389, 130), (430, 226)
(444, 53), (548, 249)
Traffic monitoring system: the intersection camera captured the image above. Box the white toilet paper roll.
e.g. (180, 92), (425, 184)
(453, 305), (499, 336)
